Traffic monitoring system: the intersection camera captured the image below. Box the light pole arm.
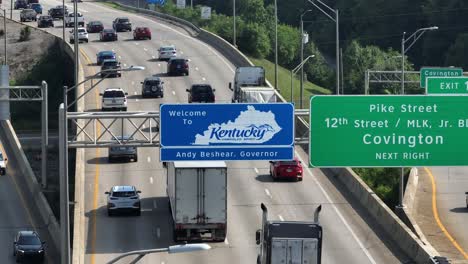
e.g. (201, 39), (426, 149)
(66, 71), (102, 93)
(67, 75), (107, 109)
(293, 55), (315, 74)
(307, 0), (336, 21)
(107, 248), (168, 264)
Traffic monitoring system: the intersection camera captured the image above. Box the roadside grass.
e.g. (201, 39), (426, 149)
(249, 57), (331, 109)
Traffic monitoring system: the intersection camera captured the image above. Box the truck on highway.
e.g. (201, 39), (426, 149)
(256, 203), (323, 264)
(167, 161), (227, 242)
(229, 66), (273, 102)
(239, 86), (277, 103)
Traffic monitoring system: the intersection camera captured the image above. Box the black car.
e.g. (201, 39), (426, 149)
(112, 17), (132, 32)
(100, 28), (118, 41)
(37, 15), (54, 28)
(101, 59), (121, 78)
(167, 58), (189, 76)
(186, 84), (216, 103)
(14, 0), (28, 9)
(13, 231), (45, 263)
(48, 7), (65, 20)
(141, 76), (164, 98)
(87, 20), (104, 33)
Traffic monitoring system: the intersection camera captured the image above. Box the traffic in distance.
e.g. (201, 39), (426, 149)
(9, 2), (318, 263)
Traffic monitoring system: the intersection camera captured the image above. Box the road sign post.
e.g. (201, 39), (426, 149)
(160, 103), (294, 161)
(310, 95), (468, 167)
(426, 76), (468, 94)
(420, 67), (463, 88)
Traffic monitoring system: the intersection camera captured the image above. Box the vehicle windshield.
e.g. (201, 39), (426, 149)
(278, 161), (298, 166)
(78, 29), (86, 33)
(18, 235), (41, 245)
(103, 61), (118, 67)
(104, 30), (114, 33)
(91, 21), (102, 26)
(103, 90), (125, 98)
(161, 47), (175, 52)
(192, 85), (211, 93)
(112, 191), (136, 197)
(119, 18), (129, 23)
(145, 80), (161, 86)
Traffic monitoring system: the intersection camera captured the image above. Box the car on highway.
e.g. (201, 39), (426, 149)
(465, 192), (468, 208)
(269, 158), (303, 181)
(108, 136), (138, 162)
(69, 27), (88, 44)
(100, 28), (118, 41)
(64, 12), (84, 27)
(133, 26), (151, 40)
(96, 51), (116, 65)
(29, 3), (42, 14)
(100, 59), (121, 78)
(20, 9), (37, 22)
(167, 57), (189, 76)
(37, 15), (54, 28)
(14, 0), (28, 9)
(105, 185), (141, 216)
(86, 20), (104, 33)
(141, 76), (164, 98)
(55, 5), (69, 13)
(27, 0), (38, 4)
(186, 84), (215, 103)
(113, 17), (132, 32)
(13, 231), (46, 262)
(0, 151), (6, 175)
(99, 87), (127, 111)
(158, 45), (176, 61)
(48, 7), (66, 19)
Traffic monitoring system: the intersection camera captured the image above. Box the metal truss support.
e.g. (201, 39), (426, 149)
(364, 70), (419, 94)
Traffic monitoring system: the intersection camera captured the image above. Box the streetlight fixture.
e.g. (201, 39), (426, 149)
(401, 26), (438, 94)
(300, 9), (313, 109)
(0, 8), (6, 65)
(106, 243), (211, 264)
(59, 65), (144, 264)
(307, 0), (340, 95)
(291, 55), (315, 104)
(398, 26), (437, 210)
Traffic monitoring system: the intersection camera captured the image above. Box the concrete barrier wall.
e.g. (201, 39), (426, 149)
(0, 120), (60, 251)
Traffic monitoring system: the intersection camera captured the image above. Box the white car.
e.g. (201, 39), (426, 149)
(99, 87), (128, 111)
(69, 27), (88, 43)
(105, 186), (141, 216)
(0, 151), (6, 175)
(64, 12), (84, 27)
(158, 45), (177, 61)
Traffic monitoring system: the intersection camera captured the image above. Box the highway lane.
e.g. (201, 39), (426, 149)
(6, 1), (408, 263)
(427, 167), (468, 258)
(0, 138), (59, 263)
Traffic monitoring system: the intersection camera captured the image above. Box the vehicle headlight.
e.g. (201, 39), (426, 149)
(17, 249), (25, 253)
(38, 249), (44, 253)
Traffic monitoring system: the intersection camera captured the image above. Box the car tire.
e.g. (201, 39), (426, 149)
(85, 39), (88, 43)
(135, 209), (141, 216)
(107, 210), (113, 217)
(13, 248), (16, 256)
(108, 157), (113, 163)
(133, 155), (138, 162)
(122, 107), (127, 111)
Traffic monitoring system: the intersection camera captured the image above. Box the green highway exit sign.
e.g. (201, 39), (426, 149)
(420, 67), (463, 88)
(426, 77), (468, 94)
(309, 95), (468, 167)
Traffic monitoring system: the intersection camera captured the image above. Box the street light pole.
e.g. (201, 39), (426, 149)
(73, 0), (79, 86)
(398, 26), (438, 209)
(232, 0), (236, 47)
(307, 0), (339, 95)
(300, 10), (312, 109)
(274, 0), (278, 91)
(291, 55), (315, 104)
(1, 8), (6, 65)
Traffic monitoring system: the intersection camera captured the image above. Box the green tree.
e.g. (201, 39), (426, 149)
(302, 42), (334, 88)
(270, 24), (300, 67)
(238, 23), (271, 58)
(444, 33), (468, 69)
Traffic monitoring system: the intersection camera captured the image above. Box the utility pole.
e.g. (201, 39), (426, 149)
(274, 0), (278, 91)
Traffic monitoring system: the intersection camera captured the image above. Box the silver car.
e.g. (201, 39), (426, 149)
(105, 186), (141, 216)
(158, 45), (177, 61)
(108, 136), (137, 162)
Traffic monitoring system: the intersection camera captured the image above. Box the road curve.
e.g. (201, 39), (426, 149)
(4, 1), (410, 263)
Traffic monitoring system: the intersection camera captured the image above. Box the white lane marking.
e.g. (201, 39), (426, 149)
(118, 55), (122, 59)
(296, 154), (378, 264)
(264, 189), (271, 198)
(224, 238), (229, 245)
(150, 177), (153, 184)
(134, 91), (137, 95)
(161, 262), (165, 264)
(195, 67), (199, 71)
(157, 63), (161, 67)
(202, 77), (206, 81)
(103, 43), (108, 46)
(152, 55), (156, 59)
(156, 228), (160, 238)
(180, 51), (183, 55)
(142, 124), (146, 129)
(147, 156), (151, 163)
(278, 215), (284, 221)
(254, 168), (259, 174)
(135, 42), (139, 45)
(153, 200), (157, 208)
(131, 81), (135, 85)
(144, 48), (148, 51)
(123, 63), (127, 67)
(172, 91), (176, 96)
(136, 99), (139, 102)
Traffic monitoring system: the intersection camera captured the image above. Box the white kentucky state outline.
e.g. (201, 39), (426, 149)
(192, 105), (282, 145)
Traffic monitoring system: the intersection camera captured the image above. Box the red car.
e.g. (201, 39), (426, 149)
(269, 158), (303, 181)
(133, 27), (151, 40)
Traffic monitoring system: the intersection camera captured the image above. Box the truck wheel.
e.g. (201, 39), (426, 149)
(107, 210), (113, 217)
(133, 155), (138, 162)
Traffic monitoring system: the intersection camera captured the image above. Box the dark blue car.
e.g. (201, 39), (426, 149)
(29, 3), (42, 14)
(96, 51), (116, 65)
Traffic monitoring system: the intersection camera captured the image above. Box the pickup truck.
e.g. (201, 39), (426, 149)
(64, 12), (84, 27)
(20, 9), (37, 22)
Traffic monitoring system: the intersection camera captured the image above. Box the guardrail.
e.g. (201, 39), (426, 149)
(103, 3), (441, 263)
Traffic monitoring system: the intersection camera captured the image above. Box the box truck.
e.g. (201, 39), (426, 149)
(256, 203), (323, 264)
(167, 161), (227, 242)
(229, 66), (269, 102)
